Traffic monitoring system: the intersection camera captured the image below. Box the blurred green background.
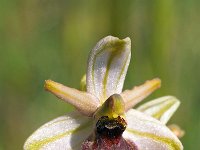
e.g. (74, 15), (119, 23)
(0, 0), (200, 149)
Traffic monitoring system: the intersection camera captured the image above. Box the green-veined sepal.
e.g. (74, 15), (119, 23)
(24, 111), (93, 150)
(123, 109), (183, 150)
(87, 36), (131, 104)
(137, 96), (180, 124)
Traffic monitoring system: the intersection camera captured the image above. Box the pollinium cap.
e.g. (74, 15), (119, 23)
(94, 94), (125, 120)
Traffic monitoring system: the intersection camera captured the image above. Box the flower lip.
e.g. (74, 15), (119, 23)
(96, 116), (127, 138)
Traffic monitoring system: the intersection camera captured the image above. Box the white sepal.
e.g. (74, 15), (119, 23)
(137, 96), (180, 124)
(87, 36), (131, 104)
(24, 111), (93, 150)
(123, 109), (183, 150)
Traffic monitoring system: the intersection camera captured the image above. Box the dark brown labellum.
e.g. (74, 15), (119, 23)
(96, 116), (126, 138)
(81, 116), (138, 150)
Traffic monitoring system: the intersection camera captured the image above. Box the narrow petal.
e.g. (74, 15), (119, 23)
(45, 80), (99, 116)
(123, 109), (183, 150)
(168, 124), (185, 139)
(80, 74), (86, 91)
(87, 36), (131, 104)
(137, 96), (180, 124)
(24, 111), (93, 150)
(121, 78), (161, 111)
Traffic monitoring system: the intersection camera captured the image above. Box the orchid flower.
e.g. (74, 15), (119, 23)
(24, 36), (183, 150)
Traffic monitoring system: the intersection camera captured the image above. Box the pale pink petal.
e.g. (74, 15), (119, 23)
(45, 80), (99, 116)
(121, 78), (161, 111)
